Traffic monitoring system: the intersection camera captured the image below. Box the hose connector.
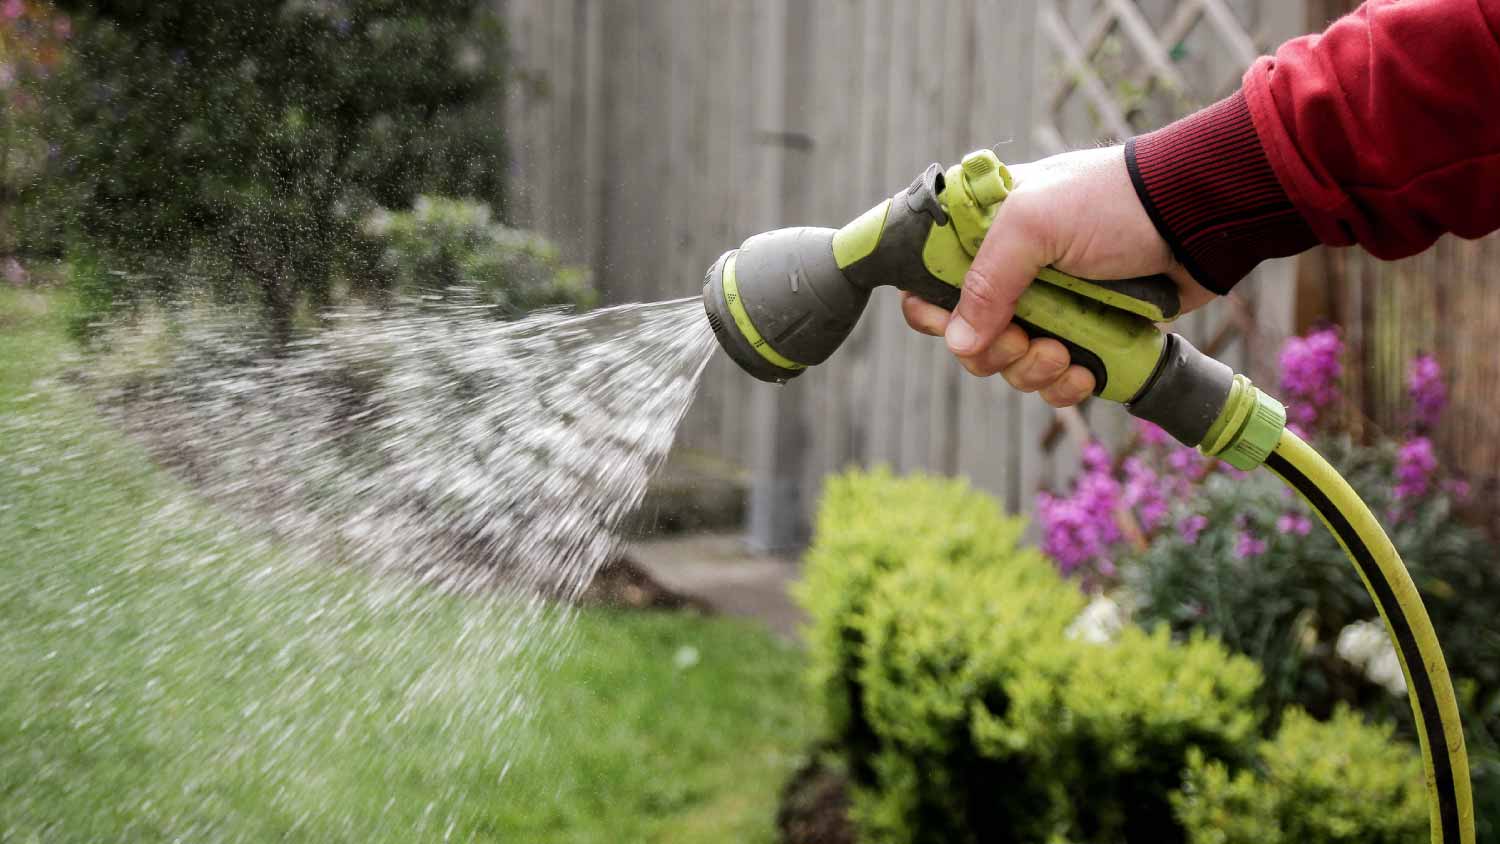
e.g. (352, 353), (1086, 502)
(1198, 375), (1286, 470)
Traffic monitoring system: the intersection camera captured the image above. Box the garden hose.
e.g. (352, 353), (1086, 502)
(703, 148), (1475, 842)
(1266, 428), (1473, 844)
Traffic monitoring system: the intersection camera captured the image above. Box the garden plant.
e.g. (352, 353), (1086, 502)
(796, 467), (1427, 844)
(1035, 327), (1500, 839)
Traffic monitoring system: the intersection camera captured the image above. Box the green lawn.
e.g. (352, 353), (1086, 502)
(0, 287), (811, 843)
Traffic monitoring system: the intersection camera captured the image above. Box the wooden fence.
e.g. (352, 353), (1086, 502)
(501, 0), (1305, 548)
(1299, 238), (1500, 508)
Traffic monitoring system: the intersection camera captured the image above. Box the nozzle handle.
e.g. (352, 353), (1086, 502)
(1033, 267), (1181, 323)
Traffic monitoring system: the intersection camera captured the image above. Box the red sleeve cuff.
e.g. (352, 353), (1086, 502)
(1124, 90), (1317, 295)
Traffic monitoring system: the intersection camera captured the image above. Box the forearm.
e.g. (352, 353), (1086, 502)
(1126, 0), (1500, 294)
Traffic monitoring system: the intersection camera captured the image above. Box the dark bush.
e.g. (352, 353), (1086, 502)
(22, 0), (507, 330)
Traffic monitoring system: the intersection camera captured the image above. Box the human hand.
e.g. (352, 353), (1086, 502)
(901, 145), (1215, 407)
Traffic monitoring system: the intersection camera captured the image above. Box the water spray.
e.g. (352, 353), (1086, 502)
(703, 149), (1474, 844)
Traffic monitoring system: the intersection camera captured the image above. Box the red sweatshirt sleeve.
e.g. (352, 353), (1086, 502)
(1125, 0), (1500, 294)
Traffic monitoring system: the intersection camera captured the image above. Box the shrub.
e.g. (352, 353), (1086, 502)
(23, 0), (507, 329)
(799, 469), (1271, 843)
(1173, 707), (1426, 844)
(367, 197), (595, 317)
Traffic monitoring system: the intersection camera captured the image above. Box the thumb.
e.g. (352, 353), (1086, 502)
(945, 210), (1049, 358)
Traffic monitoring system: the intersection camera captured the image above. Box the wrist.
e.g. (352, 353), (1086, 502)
(1125, 91), (1316, 295)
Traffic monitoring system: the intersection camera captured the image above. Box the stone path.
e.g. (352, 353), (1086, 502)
(628, 533), (805, 639)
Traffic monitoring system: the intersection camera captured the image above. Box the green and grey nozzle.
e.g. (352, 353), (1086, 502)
(702, 148), (1286, 466)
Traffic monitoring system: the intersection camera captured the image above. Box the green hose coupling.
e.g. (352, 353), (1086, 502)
(1198, 375), (1287, 471)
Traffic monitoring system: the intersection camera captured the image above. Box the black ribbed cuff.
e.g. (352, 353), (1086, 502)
(1125, 91), (1317, 294)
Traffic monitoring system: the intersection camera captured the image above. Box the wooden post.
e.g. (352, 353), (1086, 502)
(746, 0), (816, 553)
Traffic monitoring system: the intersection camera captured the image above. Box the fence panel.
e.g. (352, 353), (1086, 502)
(500, 0), (1303, 537)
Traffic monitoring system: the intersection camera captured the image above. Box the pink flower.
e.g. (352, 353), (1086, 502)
(2, 0), (25, 21)
(1179, 513), (1209, 543)
(1444, 478), (1472, 501)
(1279, 328), (1344, 430)
(1276, 512), (1313, 536)
(1394, 437), (1438, 500)
(1235, 531), (1268, 558)
(1082, 441), (1112, 473)
(1136, 419), (1170, 447)
(1407, 354), (1446, 431)
(1036, 442), (1124, 580)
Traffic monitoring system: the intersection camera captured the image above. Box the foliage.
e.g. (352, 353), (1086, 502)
(0, 287), (810, 843)
(1038, 327), (1500, 835)
(797, 469), (1391, 843)
(367, 196), (595, 317)
(19, 0), (507, 329)
(1173, 707), (1426, 844)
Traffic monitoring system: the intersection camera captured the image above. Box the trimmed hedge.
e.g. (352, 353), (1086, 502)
(797, 469), (1426, 843)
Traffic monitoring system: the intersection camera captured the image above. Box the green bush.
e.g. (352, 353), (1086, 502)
(799, 469), (1278, 843)
(1173, 707), (1426, 844)
(368, 197), (595, 317)
(24, 0), (507, 329)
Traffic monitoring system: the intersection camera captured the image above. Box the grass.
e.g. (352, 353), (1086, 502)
(0, 287), (811, 843)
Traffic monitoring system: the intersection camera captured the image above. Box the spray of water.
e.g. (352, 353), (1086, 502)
(88, 293), (715, 597)
(6, 291), (718, 831)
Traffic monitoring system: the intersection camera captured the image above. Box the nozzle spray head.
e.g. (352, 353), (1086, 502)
(701, 226), (871, 383)
(702, 158), (962, 383)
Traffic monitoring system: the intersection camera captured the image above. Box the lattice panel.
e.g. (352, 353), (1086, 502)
(1032, 0), (1291, 465)
(1036, 0), (1271, 153)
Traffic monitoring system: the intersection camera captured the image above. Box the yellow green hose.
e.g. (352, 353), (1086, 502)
(1264, 428), (1474, 844)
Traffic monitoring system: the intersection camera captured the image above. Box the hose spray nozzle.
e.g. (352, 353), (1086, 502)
(702, 149), (1284, 460)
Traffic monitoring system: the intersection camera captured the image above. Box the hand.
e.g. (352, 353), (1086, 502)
(901, 145), (1215, 407)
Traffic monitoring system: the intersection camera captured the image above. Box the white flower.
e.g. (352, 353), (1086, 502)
(1066, 596), (1125, 644)
(1336, 619), (1407, 696)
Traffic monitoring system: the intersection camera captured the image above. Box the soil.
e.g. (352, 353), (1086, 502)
(776, 755), (856, 844)
(578, 554), (712, 612)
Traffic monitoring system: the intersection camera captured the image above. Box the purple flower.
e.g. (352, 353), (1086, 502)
(1279, 328), (1344, 429)
(1235, 531), (1268, 558)
(1037, 445), (1124, 580)
(1082, 441), (1112, 473)
(1444, 477), (1472, 501)
(1136, 419), (1170, 447)
(1407, 354), (1447, 431)
(1276, 512), (1313, 536)
(1394, 436), (1439, 500)
(1179, 513), (1209, 543)
(2, 0), (25, 21)
(1038, 491), (1114, 576)
(1122, 456), (1169, 533)
(1166, 446), (1207, 481)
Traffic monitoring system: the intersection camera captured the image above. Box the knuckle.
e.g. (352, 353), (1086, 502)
(960, 267), (1003, 310)
(1002, 366), (1037, 394)
(1033, 340), (1071, 373)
